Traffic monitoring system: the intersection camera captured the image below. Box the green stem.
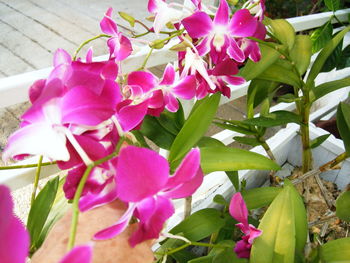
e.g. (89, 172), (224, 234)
(301, 102), (312, 173)
(137, 47), (154, 71)
(0, 161), (56, 170)
(161, 241), (228, 256)
(30, 155), (43, 205)
(73, 34), (111, 61)
(67, 138), (125, 250)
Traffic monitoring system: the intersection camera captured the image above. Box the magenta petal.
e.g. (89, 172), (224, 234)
(135, 197), (157, 223)
(94, 203), (136, 240)
(114, 35), (133, 61)
(229, 9), (257, 37)
(163, 168), (203, 199)
(247, 225), (262, 244)
(0, 185), (29, 263)
(117, 146), (170, 202)
(127, 71), (158, 92)
(160, 64), (176, 85)
(100, 8), (118, 35)
(54, 48), (71, 67)
(212, 59), (239, 76)
(117, 100), (149, 132)
(85, 48), (93, 63)
(129, 196), (174, 247)
(234, 239), (251, 258)
(164, 93), (179, 112)
(223, 75), (245, 86)
(214, 0), (230, 25)
(172, 75), (197, 99)
(196, 36), (211, 56)
(59, 244), (93, 263)
(29, 79), (46, 104)
(182, 12), (213, 39)
(229, 192), (249, 227)
(148, 0), (159, 13)
(228, 39), (245, 63)
(101, 61), (119, 80)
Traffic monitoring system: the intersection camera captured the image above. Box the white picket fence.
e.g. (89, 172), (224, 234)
(1, 8), (350, 192)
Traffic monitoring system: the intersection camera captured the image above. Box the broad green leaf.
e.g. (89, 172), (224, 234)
(307, 26), (350, 87)
(320, 237), (350, 262)
(213, 194), (228, 205)
(225, 171), (240, 191)
(200, 147), (280, 173)
(266, 18), (295, 50)
(239, 44), (281, 81)
(214, 122), (257, 135)
(310, 134), (331, 149)
(155, 237), (185, 262)
(257, 59), (301, 88)
(196, 136), (225, 147)
(131, 130), (150, 148)
(233, 136), (261, 147)
(241, 187), (282, 210)
(140, 115), (175, 149)
(336, 45), (350, 70)
(290, 35), (312, 75)
(324, 0), (340, 11)
(250, 182), (307, 263)
(169, 93), (220, 163)
(321, 38), (343, 72)
(171, 250), (197, 263)
(336, 191), (350, 221)
(170, 208), (225, 241)
(310, 22), (333, 54)
(27, 176), (59, 253)
(337, 102), (350, 155)
(243, 111), (302, 127)
(276, 93), (300, 104)
(211, 240), (247, 263)
(118, 11), (135, 27)
(189, 255), (214, 263)
(311, 77), (350, 101)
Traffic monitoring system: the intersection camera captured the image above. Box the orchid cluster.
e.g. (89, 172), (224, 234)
(0, 0), (266, 261)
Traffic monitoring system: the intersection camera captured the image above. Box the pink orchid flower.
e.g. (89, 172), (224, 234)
(0, 185), (93, 263)
(159, 63), (196, 112)
(100, 8), (133, 61)
(229, 192), (262, 258)
(242, 0), (266, 21)
(182, 0), (258, 63)
(93, 146), (203, 247)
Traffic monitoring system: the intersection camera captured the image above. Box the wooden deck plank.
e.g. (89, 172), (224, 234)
(0, 44), (35, 75)
(0, 22), (52, 69)
(0, 1), (76, 54)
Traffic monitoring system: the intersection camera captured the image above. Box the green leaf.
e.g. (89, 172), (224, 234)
(266, 18), (295, 50)
(310, 134), (331, 149)
(214, 121), (257, 135)
(140, 115), (176, 149)
(211, 240), (247, 263)
(169, 93), (220, 163)
(276, 93), (300, 104)
(243, 111), (302, 127)
(324, 0), (340, 11)
(118, 11), (135, 27)
(241, 187), (282, 210)
(250, 181), (307, 263)
(337, 102), (350, 155)
(336, 191), (350, 222)
(131, 130), (150, 148)
(225, 171), (240, 191)
(290, 35), (312, 75)
(336, 45), (350, 70)
(233, 136), (261, 147)
(200, 147), (280, 173)
(239, 44), (281, 81)
(311, 77), (350, 101)
(213, 194), (228, 205)
(170, 208), (225, 241)
(196, 136), (225, 147)
(307, 26), (350, 87)
(27, 176), (59, 252)
(310, 22), (333, 54)
(257, 59), (301, 88)
(320, 237), (350, 262)
(321, 38), (343, 72)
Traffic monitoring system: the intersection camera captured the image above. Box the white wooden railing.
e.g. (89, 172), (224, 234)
(1, 9), (350, 191)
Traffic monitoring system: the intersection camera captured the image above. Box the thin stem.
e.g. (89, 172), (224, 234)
(67, 138), (125, 250)
(0, 161), (56, 170)
(137, 47), (154, 71)
(135, 20), (151, 32)
(184, 196), (192, 219)
(30, 155), (43, 206)
(301, 98), (312, 173)
(73, 34), (110, 61)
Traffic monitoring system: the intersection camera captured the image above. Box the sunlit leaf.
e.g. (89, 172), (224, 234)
(243, 111), (302, 127)
(324, 0), (340, 11)
(311, 77), (350, 101)
(336, 191), (350, 222)
(337, 102), (350, 155)
(310, 22), (333, 54)
(241, 187), (282, 210)
(290, 35), (312, 75)
(266, 18), (295, 50)
(310, 134), (331, 149)
(320, 238), (350, 262)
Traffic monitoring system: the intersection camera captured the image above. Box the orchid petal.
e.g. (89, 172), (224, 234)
(129, 196), (174, 247)
(160, 64), (176, 86)
(229, 192), (249, 228)
(135, 197), (157, 223)
(228, 39), (245, 63)
(85, 48), (93, 63)
(29, 79), (46, 104)
(229, 9), (257, 37)
(0, 185), (29, 263)
(116, 146), (169, 202)
(53, 48), (71, 67)
(172, 75), (197, 99)
(127, 71), (158, 93)
(234, 239), (251, 258)
(247, 224), (262, 244)
(196, 36), (211, 56)
(59, 244), (93, 263)
(115, 35), (133, 61)
(94, 203), (136, 240)
(182, 11), (213, 39)
(212, 58), (239, 76)
(117, 100), (149, 132)
(164, 93), (179, 112)
(223, 75), (245, 85)
(214, 0), (230, 25)
(148, 0), (161, 13)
